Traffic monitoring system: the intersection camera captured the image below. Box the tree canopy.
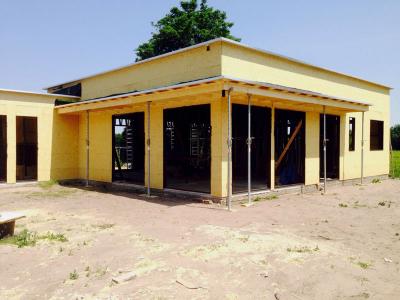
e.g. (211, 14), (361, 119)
(135, 0), (240, 61)
(391, 124), (400, 150)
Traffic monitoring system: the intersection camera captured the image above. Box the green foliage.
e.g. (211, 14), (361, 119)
(38, 180), (58, 189)
(0, 230), (68, 248)
(69, 270), (79, 280)
(0, 229), (38, 248)
(38, 232), (68, 242)
(136, 0), (240, 61)
(391, 124), (400, 150)
(390, 150), (400, 178)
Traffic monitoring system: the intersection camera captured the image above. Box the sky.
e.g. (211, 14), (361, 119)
(0, 0), (399, 124)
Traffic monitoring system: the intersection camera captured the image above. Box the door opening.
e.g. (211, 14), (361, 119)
(16, 117), (38, 181)
(0, 116), (6, 182)
(112, 112), (145, 184)
(232, 104), (271, 193)
(164, 104), (211, 193)
(275, 109), (305, 186)
(320, 114), (340, 180)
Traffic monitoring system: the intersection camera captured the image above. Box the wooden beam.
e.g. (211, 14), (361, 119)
(275, 120), (303, 170)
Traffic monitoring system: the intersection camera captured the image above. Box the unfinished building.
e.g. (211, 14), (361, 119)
(0, 38), (391, 203)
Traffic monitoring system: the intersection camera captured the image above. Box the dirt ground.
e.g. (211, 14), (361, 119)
(0, 180), (400, 300)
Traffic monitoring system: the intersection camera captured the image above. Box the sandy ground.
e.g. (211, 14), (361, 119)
(0, 180), (400, 300)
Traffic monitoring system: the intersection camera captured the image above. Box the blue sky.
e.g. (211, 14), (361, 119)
(0, 0), (399, 124)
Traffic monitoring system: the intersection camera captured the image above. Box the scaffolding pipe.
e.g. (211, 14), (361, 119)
(247, 94), (252, 205)
(361, 111), (365, 184)
(147, 102), (151, 196)
(227, 88), (233, 211)
(86, 110), (90, 187)
(323, 106), (327, 194)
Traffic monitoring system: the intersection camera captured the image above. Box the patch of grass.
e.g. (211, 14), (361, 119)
(371, 178), (381, 184)
(357, 261), (372, 269)
(27, 189), (76, 199)
(0, 229), (38, 248)
(339, 203), (348, 208)
(378, 201), (386, 206)
(287, 245), (319, 253)
(93, 223), (115, 230)
(38, 179), (58, 189)
(0, 230), (68, 248)
(69, 270), (79, 280)
(39, 232), (68, 242)
(390, 151), (400, 178)
(253, 194), (279, 202)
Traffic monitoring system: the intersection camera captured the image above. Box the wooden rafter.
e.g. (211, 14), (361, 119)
(275, 120), (303, 171)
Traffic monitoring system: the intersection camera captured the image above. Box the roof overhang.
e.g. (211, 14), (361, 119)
(56, 76), (371, 114)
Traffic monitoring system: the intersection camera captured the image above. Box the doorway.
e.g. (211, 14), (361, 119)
(164, 104), (211, 193)
(112, 112), (145, 184)
(232, 104), (271, 193)
(275, 109), (305, 186)
(0, 116), (6, 182)
(320, 114), (340, 179)
(16, 117), (38, 181)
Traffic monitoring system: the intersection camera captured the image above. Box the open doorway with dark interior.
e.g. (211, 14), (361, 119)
(320, 114), (340, 179)
(16, 116), (37, 181)
(0, 116), (6, 182)
(164, 104), (211, 193)
(112, 112), (145, 185)
(275, 109), (305, 187)
(232, 104), (271, 193)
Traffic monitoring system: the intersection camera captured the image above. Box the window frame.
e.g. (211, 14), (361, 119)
(349, 117), (355, 151)
(369, 120), (384, 151)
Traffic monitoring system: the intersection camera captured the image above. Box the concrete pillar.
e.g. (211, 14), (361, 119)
(6, 113), (16, 183)
(305, 111), (320, 185)
(211, 97), (228, 198)
(149, 105), (164, 189)
(270, 106), (275, 190)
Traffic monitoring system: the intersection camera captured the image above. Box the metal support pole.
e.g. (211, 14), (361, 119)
(361, 111), (365, 184)
(147, 102), (151, 196)
(86, 110), (90, 187)
(227, 89), (233, 211)
(323, 106), (327, 194)
(247, 94), (252, 205)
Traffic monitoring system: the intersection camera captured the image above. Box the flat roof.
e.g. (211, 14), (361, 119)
(44, 37), (391, 91)
(55, 75), (371, 110)
(0, 87), (79, 99)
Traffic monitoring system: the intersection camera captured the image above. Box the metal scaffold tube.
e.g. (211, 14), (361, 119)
(86, 110), (90, 187)
(227, 88), (233, 211)
(323, 106), (327, 194)
(361, 111), (365, 184)
(247, 94), (252, 205)
(147, 101), (151, 197)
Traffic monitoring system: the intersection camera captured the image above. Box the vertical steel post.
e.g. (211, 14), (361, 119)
(247, 94), (252, 205)
(361, 111), (365, 184)
(323, 106), (327, 194)
(147, 102), (151, 196)
(86, 110), (90, 187)
(227, 89), (232, 211)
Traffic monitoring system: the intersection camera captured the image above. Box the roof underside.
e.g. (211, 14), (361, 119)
(55, 76), (370, 114)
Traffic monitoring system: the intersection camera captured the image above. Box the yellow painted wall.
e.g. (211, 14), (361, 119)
(80, 43), (222, 100)
(221, 42), (391, 181)
(305, 111), (320, 185)
(0, 91), (79, 183)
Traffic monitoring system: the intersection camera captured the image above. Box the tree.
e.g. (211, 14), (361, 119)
(391, 124), (400, 150)
(135, 0), (240, 61)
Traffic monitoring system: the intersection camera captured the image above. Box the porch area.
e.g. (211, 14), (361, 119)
(56, 76), (370, 201)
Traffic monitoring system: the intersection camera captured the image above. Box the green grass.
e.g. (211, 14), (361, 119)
(0, 230), (68, 248)
(0, 229), (38, 248)
(390, 151), (400, 178)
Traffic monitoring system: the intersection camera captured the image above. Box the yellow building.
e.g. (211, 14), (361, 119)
(0, 38), (391, 201)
